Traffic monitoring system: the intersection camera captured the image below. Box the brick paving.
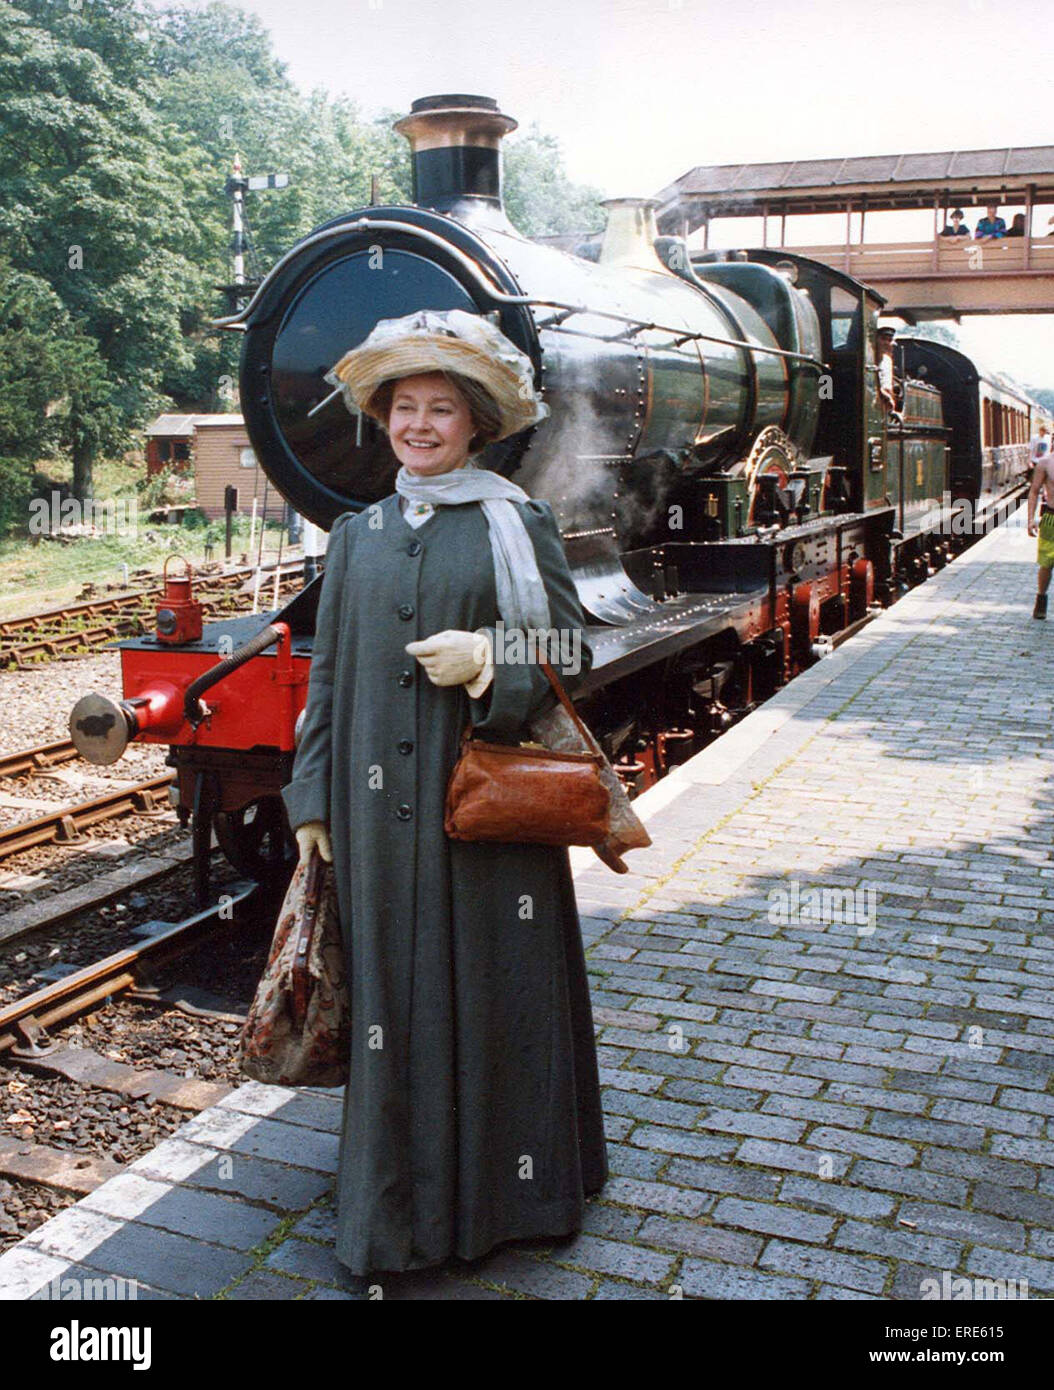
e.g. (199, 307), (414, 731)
(2, 506), (1052, 1301)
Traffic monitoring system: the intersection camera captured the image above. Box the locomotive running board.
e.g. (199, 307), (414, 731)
(577, 507), (894, 693)
(579, 584), (771, 694)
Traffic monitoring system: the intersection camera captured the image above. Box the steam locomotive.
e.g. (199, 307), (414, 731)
(69, 93), (1040, 904)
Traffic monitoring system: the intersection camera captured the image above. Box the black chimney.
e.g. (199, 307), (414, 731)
(394, 94), (517, 217)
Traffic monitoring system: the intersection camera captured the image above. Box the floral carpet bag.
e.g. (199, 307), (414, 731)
(239, 848), (349, 1087)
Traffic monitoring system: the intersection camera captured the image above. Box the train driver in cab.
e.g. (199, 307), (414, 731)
(876, 325), (899, 416)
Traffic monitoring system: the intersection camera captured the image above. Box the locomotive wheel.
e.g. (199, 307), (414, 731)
(214, 796), (296, 885)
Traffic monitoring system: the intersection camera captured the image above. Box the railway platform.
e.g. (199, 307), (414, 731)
(2, 504), (1052, 1301)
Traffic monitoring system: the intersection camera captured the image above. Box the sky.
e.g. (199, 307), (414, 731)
(156, 0), (1054, 385)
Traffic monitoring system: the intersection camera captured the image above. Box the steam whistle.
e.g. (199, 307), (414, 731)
(156, 556), (203, 645)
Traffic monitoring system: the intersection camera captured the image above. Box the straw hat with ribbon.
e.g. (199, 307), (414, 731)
(325, 308), (548, 441)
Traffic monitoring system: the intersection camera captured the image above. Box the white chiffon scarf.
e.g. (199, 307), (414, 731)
(394, 461), (552, 631)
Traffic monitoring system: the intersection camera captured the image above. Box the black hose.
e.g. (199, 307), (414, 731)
(184, 622), (284, 728)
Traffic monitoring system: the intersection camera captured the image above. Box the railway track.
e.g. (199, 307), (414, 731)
(0, 879), (259, 1059)
(0, 739), (79, 780)
(0, 773), (174, 861)
(0, 880), (270, 1224)
(0, 842), (193, 949)
(0, 559), (306, 668)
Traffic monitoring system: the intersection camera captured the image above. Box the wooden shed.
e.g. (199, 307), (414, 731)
(144, 414), (196, 477)
(191, 416), (284, 522)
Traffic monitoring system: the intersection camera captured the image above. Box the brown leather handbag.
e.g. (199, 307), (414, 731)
(445, 661), (611, 847)
(239, 848), (349, 1087)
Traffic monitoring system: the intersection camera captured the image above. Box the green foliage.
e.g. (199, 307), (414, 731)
(901, 322), (961, 347)
(0, 256), (87, 530)
(0, 457), (37, 534)
(504, 125), (605, 238)
(136, 466), (179, 511)
(153, 2), (288, 87)
(0, 1), (209, 496)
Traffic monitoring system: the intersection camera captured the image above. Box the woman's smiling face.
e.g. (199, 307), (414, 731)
(388, 373), (476, 476)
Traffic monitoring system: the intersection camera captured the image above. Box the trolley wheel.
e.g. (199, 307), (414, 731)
(214, 796), (296, 885)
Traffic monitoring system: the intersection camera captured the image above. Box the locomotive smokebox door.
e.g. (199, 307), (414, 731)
(156, 555), (203, 645)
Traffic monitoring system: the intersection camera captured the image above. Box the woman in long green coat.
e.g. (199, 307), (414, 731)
(281, 309), (608, 1278)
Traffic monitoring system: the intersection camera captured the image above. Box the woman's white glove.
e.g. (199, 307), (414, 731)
(295, 821), (332, 864)
(405, 629), (493, 694)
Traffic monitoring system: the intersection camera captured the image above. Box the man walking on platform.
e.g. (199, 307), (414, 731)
(1026, 423), (1054, 618)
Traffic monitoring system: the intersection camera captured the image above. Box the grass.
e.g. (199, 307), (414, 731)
(0, 456), (292, 620)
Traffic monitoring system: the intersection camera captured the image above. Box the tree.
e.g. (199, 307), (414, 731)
(0, 2), (209, 499)
(0, 259), (86, 530)
(503, 125), (605, 239)
(899, 321), (961, 347)
(153, 1), (288, 88)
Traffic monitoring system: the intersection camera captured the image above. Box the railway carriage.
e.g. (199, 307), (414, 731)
(896, 337), (1037, 526)
(69, 94), (1041, 903)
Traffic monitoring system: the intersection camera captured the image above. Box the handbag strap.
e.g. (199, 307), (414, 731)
(540, 660), (601, 756)
(460, 661), (601, 755)
(291, 848), (325, 1022)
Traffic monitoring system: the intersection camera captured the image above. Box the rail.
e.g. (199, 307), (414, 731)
(0, 881), (259, 1056)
